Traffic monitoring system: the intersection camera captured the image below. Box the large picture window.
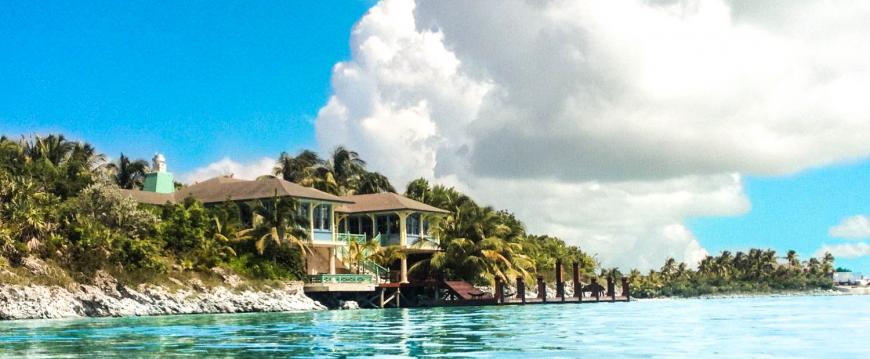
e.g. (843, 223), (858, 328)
(313, 204), (331, 231)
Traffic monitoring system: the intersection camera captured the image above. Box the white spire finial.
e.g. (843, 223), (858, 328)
(153, 153), (167, 173)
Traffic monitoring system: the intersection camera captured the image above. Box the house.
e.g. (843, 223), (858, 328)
(121, 154), (448, 291)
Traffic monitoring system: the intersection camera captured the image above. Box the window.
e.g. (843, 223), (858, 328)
(376, 215), (387, 235)
(297, 202), (310, 220)
(313, 204), (331, 231)
(388, 214), (399, 234)
(406, 214), (420, 235)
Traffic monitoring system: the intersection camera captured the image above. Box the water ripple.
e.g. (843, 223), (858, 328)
(0, 295), (867, 358)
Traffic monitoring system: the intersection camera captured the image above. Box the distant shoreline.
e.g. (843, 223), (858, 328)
(636, 288), (858, 300)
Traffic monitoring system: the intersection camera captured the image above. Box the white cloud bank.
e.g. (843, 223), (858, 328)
(311, 0), (870, 270)
(829, 215), (870, 239)
(183, 0), (870, 270)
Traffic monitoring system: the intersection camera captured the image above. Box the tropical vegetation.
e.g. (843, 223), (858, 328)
(629, 249), (835, 297)
(0, 133), (837, 297)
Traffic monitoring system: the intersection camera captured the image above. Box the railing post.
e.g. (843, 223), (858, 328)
(537, 275), (546, 303)
(555, 260), (564, 300)
(592, 278), (600, 301)
(622, 276), (630, 302)
(517, 276), (526, 304)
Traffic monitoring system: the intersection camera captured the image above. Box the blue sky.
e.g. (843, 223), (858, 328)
(0, 0), (372, 171)
(1, 0), (868, 272)
(688, 161), (870, 273)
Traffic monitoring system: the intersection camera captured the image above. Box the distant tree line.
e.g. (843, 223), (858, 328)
(627, 249), (835, 297)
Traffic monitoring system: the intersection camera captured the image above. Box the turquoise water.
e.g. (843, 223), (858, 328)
(1, 295), (867, 358)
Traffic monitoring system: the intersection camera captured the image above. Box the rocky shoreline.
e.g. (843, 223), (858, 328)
(0, 271), (326, 321)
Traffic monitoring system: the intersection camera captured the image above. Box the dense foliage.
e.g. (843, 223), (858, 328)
(0, 134), (305, 282)
(402, 178), (597, 286)
(629, 249), (835, 297)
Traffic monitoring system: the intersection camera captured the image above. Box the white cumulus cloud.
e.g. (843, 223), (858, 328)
(829, 215), (870, 239)
(179, 157), (275, 184)
(313, 0), (870, 269)
(816, 242), (870, 259)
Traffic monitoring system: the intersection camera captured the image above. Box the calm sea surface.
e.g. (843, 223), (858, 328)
(0, 295), (867, 358)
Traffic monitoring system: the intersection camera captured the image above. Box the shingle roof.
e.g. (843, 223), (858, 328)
(118, 189), (177, 205)
(120, 176), (352, 205)
(336, 192), (449, 214)
(177, 176), (352, 204)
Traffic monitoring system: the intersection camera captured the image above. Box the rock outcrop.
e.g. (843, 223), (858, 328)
(0, 272), (325, 320)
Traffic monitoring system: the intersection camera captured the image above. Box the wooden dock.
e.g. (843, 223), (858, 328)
(308, 260), (630, 309)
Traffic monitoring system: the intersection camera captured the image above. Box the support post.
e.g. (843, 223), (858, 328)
(328, 247), (336, 275)
(555, 260), (564, 300)
(398, 212), (409, 284)
(592, 278), (600, 301)
(379, 287), (385, 308)
(517, 276), (526, 304)
(573, 262), (582, 300)
(537, 275), (546, 302)
(400, 256), (408, 284)
(396, 287), (401, 308)
(622, 276), (630, 301)
(308, 202), (315, 240)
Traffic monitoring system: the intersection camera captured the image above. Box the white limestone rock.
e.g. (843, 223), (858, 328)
(0, 278), (325, 320)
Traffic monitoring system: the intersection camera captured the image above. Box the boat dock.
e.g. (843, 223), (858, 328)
(305, 260), (630, 308)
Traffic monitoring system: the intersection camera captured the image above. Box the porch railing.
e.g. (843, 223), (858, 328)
(337, 232), (367, 243)
(306, 273), (374, 284)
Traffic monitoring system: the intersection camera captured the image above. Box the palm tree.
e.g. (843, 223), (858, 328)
(427, 236), (533, 286)
(785, 250), (800, 269)
(252, 194), (312, 265)
(821, 252), (835, 274)
(715, 251), (733, 279)
(371, 244), (407, 268)
(273, 150), (323, 183)
(211, 217), (254, 258)
(23, 134), (75, 166)
(675, 262), (689, 280)
(328, 146), (366, 187)
(106, 154), (150, 189)
(345, 236), (381, 274)
(405, 178), (431, 203)
(355, 171), (395, 194)
(661, 258), (677, 280)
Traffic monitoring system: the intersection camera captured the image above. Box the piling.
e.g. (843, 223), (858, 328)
(592, 278), (600, 301)
(621, 276), (630, 302)
(607, 277), (615, 302)
(495, 277), (504, 304)
(537, 275), (546, 302)
(555, 260), (564, 301)
(517, 276), (526, 304)
(573, 262), (582, 299)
